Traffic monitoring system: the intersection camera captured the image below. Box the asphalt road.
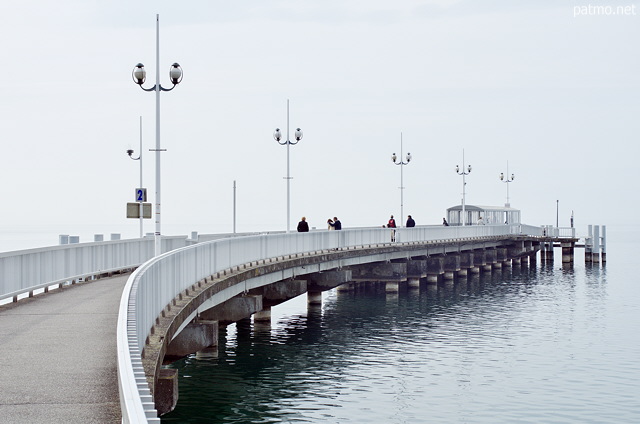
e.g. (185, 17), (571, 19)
(0, 275), (128, 423)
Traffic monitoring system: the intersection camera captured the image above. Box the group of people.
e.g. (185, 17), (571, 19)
(298, 214), (486, 233)
(296, 216), (342, 232)
(384, 214), (415, 229)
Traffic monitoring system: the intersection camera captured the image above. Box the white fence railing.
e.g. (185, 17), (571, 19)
(117, 223), (543, 423)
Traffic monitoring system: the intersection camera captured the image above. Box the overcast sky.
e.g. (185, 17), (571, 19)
(0, 0), (637, 248)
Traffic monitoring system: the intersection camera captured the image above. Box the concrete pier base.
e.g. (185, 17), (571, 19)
(408, 277), (420, 288)
(426, 274), (439, 284)
(457, 268), (468, 277)
(385, 281), (400, 293)
(512, 257), (521, 266)
(471, 266), (481, 274)
(156, 368), (178, 416)
(337, 282), (353, 292)
(253, 306), (272, 322)
(492, 261), (503, 269)
(165, 320), (218, 361)
(307, 291), (322, 305)
(443, 271), (455, 280)
(482, 264), (493, 272)
(561, 242), (575, 263)
(196, 346), (219, 359)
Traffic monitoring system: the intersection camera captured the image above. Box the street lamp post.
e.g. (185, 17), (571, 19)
(132, 14), (183, 256)
(455, 150), (472, 226)
(391, 132), (412, 226)
(126, 116), (144, 238)
(499, 161), (515, 207)
(273, 99), (303, 233)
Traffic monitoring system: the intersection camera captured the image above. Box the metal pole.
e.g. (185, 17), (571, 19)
(286, 99), (290, 233)
(154, 14), (162, 256)
(556, 199), (559, 228)
(400, 132), (404, 226)
(505, 161), (510, 206)
(139, 116), (143, 238)
(462, 149), (466, 226)
(233, 180), (237, 234)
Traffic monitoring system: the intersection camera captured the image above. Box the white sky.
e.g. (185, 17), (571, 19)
(0, 0), (637, 245)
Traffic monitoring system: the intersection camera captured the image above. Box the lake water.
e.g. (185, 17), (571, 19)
(162, 232), (640, 423)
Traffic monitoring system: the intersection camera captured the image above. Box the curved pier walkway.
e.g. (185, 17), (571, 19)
(0, 275), (126, 423)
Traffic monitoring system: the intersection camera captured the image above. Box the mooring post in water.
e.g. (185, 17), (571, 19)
(601, 225), (607, 263)
(593, 225), (601, 263)
(585, 225), (593, 263)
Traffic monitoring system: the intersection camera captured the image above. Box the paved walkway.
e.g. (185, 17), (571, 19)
(0, 275), (128, 423)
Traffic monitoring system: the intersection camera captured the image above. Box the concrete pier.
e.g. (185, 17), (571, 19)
(254, 306), (272, 322)
(561, 241), (575, 263)
(426, 256), (444, 283)
(443, 255), (460, 280)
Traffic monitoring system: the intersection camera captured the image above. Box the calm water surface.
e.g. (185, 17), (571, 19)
(163, 238), (640, 423)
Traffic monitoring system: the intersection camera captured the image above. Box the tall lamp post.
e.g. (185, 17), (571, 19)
(499, 161), (515, 207)
(391, 132), (412, 226)
(127, 116), (144, 238)
(273, 99), (303, 233)
(455, 150), (472, 226)
(132, 14), (183, 256)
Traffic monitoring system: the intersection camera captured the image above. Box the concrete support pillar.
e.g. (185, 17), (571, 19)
(426, 256), (444, 283)
(408, 277), (420, 289)
(254, 306), (272, 322)
(443, 254), (460, 280)
(508, 241), (526, 260)
(473, 249), (486, 273)
(585, 225), (593, 263)
(546, 242), (555, 261)
(337, 282), (353, 292)
(155, 368), (178, 416)
(459, 251), (473, 271)
(165, 320), (218, 361)
(561, 241), (575, 263)
(601, 225), (607, 263)
(407, 259), (427, 281)
(307, 291), (322, 306)
(512, 257), (521, 266)
(521, 255), (529, 266)
(200, 295), (263, 325)
(385, 281), (400, 293)
(350, 262), (406, 284)
(592, 225), (601, 263)
(306, 270), (352, 292)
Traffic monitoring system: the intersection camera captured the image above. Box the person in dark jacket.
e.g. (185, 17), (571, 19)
(443, 217), (449, 226)
(406, 215), (415, 227)
(329, 217), (342, 230)
(297, 217), (309, 232)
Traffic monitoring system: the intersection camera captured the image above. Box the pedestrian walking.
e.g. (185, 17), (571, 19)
(443, 217), (449, 226)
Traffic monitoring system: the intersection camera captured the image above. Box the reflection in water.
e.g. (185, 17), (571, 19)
(163, 257), (639, 423)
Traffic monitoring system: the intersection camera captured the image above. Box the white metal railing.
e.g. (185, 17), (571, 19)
(540, 225), (576, 238)
(117, 223), (543, 422)
(0, 236), (193, 303)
